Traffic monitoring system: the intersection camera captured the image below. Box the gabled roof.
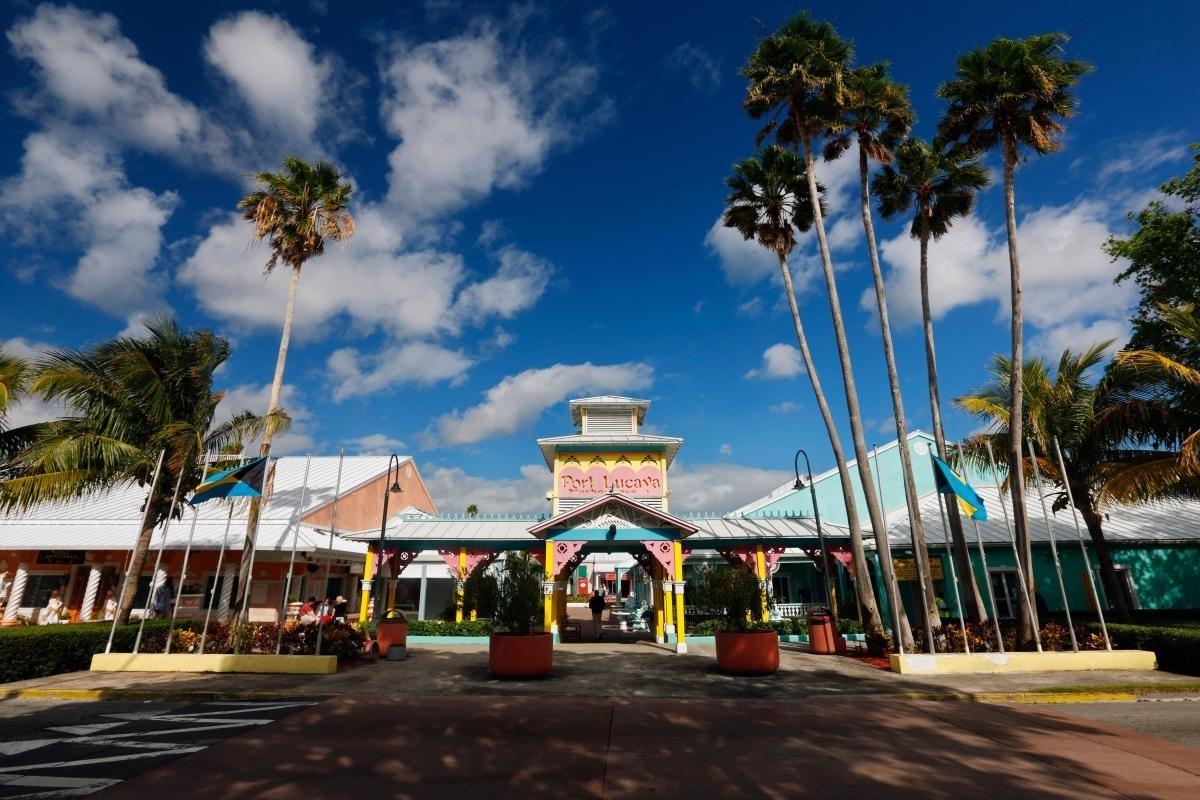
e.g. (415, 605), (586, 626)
(528, 492), (699, 537)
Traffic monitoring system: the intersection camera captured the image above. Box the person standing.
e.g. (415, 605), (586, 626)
(39, 589), (64, 625)
(152, 576), (175, 619)
(102, 589), (117, 621)
(588, 589), (606, 641)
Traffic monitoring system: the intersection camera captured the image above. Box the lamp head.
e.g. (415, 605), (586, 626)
(389, 481), (402, 494)
(793, 477), (805, 491)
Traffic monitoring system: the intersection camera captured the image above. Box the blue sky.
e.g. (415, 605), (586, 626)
(1, 1), (1196, 514)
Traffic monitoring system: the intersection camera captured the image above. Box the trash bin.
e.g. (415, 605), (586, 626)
(807, 608), (836, 655)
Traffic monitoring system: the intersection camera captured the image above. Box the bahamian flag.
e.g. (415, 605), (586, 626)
(930, 454), (988, 521)
(190, 456), (268, 504)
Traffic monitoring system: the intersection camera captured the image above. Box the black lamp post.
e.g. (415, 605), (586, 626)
(794, 448), (837, 627)
(373, 454), (404, 623)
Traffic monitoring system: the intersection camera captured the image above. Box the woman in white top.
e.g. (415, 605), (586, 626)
(102, 589), (117, 621)
(39, 589), (64, 625)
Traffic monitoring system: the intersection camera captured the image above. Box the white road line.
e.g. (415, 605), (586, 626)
(44, 724), (124, 736)
(139, 702), (317, 718)
(0, 740), (63, 757)
(0, 748), (205, 774)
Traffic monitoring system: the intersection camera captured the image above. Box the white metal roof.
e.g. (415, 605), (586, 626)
(882, 486), (1200, 548)
(569, 396), (650, 425)
(0, 455), (399, 554)
(687, 516), (841, 544)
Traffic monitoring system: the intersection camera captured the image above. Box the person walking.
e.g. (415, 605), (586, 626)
(588, 589), (606, 641)
(152, 576), (175, 619)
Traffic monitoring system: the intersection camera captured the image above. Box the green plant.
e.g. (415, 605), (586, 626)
(694, 566), (771, 632)
(838, 618), (865, 635)
(1094, 623), (1200, 675)
(492, 551), (543, 636)
(463, 563), (499, 619)
(407, 619), (494, 637)
(0, 621), (198, 683)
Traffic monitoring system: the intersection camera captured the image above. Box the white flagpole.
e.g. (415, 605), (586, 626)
(315, 450), (345, 656)
(1053, 437), (1111, 650)
(200, 502), (235, 654)
(932, 480), (970, 652)
(870, 444), (906, 655)
(1027, 438), (1078, 652)
(984, 439), (1041, 652)
(950, 445), (1005, 653)
(133, 463), (187, 653)
(165, 452), (210, 654)
(276, 455), (313, 654)
(106, 449), (164, 654)
(234, 447), (271, 654)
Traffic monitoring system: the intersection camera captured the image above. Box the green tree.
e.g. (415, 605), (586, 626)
(1106, 144), (1200, 365)
(872, 138), (992, 621)
(235, 157), (354, 616)
(0, 317), (280, 623)
(721, 145), (885, 639)
(827, 63), (947, 631)
(743, 12), (911, 648)
(937, 34), (1091, 645)
(466, 504), (479, 517)
(0, 348), (30, 426)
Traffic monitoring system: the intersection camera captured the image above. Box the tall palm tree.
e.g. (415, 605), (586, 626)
(0, 348), (30, 426)
(722, 145), (885, 638)
(743, 12), (912, 647)
(872, 139), (992, 622)
(937, 34), (1091, 645)
(825, 63), (943, 631)
(0, 317), (280, 623)
(235, 157), (354, 614)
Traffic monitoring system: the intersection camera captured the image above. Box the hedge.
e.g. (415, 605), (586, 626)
(406, 619), (494, 637)
(0, 621), (196, 684)
(1092, 623), (1200, 675)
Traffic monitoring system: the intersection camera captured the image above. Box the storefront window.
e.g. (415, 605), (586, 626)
(25, 573), (67, 607)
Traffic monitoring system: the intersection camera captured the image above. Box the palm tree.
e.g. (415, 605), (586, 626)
(466, 504), (479, 517)
(235, 157), (354, 614)
(0, 348), (30, 426)
(722, 145), (885, 638)
(872, 139), (992, 622)
(825, 63), (943, 632)
(937, 34), (1091, 645)
(743, 12), (912, 647)
(0, 316), (281, 623)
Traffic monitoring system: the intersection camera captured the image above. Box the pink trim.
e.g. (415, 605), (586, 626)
(436, 549), (460, 574)
(762, 546), (786, 573)
(552, 541), (585, 577)
(527, 492), (698, 535)
(465, 549), (499, 574)
(392, 550), (418, 576)
(717, 546), (756, 571)
(642, 541), (675, 577)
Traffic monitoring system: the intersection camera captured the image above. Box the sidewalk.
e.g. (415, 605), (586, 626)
(3, 643), (1197, 703)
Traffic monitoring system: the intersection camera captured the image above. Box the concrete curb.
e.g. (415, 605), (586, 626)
(0, 687), (332, 703)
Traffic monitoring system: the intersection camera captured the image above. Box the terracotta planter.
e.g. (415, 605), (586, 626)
(489, 632), (553, 678)
(376, 620), (407, 654)
(715, 630), (779, 676)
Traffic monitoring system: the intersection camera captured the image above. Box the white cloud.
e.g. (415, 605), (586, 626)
(770, 400), (802, 414)
(1097, 131), (1190, 182)
(1028, 318), (1129, 359)
(0, 337), (63, 428)
(216, 382), (315, 455)
(452, 245), (553, 321)
(428, 362), (654, 446)
(874, 199), (1137, 355)
(668, 462), (791, 513)
(328, 342), (474, 401)
(826, 215), (861, 253)
(424, 463), (550, 515)
(203, 12), (334, 153)
(746, 343), (804, 380)
(812, 151), (860, 219)
(718, 443), (733, 457)
(380, 21), (600, 223)
(344, 433), (407, 455)
(704, 216), (821, 292)
(737, 297), (764, 317)
(664, 42), (721, 92)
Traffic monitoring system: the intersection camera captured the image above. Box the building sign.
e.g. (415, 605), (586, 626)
(559, 461), (663, 499)
(892, 557), (944, 582)
(37, 550), (86, 565)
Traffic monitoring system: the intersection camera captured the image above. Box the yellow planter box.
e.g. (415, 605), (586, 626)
(90, 653), (337, 674)
(890, 650), (1157, 675)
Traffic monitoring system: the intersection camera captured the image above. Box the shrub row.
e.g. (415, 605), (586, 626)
(1091, 622), (1200, 675)
(406, 619), (494, 637)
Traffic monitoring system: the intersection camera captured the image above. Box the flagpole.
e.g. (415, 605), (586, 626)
(870, 444), (907, 655)
(1053, 437), (1111, 650)
(931, 467), (970, 653)
(984, 439), (1041, 652)
(234, 446), (271, 654)
(200, 502), (235, 654)
(1027, 438), (1078, 652)
(134, 463), (187, 653)
(315, 450), (345, 656)
(276, 455), (313, 655)
(948, 444), (1006, 653)
(165, 452), (211, 654)
(106, 450), (165, 654)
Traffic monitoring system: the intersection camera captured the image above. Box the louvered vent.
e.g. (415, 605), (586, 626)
(583, 410), (634, 435)
(556, 498), (590, 513)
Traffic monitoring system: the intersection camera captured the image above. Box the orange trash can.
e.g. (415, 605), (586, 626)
(807, 608), (836, 655)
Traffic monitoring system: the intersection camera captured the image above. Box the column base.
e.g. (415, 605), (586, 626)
(675, 643), (688, 655)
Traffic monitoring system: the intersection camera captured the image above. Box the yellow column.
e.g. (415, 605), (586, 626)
(673, 540), (686, 649)
(543, 541), (555, 634)
(662, 560), (675, 642)
(653, 563), (665, 642)
(455, 547), (466, 623)
(359, 546), (375, 621)
(754, 545), (769, 622)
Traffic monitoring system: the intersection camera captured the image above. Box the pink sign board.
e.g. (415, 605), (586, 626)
(559, 464), (663, 498)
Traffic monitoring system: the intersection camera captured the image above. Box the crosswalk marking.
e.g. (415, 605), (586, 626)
(45, 723), (124, 736)
(0, 740), (62, 757)
(0, 747), (206, 774)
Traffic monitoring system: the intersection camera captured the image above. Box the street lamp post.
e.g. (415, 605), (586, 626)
(373, 454), (404, 623)
(794, 449), (837, 628)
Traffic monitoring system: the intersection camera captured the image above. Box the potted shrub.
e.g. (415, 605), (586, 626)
(704, 565), (779, 676)
(488, 551), (552, 678)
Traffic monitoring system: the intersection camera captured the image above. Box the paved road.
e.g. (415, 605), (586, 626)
(0, 698), (316, 798)
(1051, 699), (1200, 749)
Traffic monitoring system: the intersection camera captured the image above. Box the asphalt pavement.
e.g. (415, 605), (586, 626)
(1050, 698), (1200, 749)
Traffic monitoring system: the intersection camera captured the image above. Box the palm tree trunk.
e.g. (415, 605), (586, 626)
(234, 263), (303, 622)
(776, 252), (884, 637)
(858, 144), (941, 633)
(1077, 493), (1133, 622)
(116, 515), (159, 624)
(801, 135), (913, 649)
(1003, 140), (1039, 647)
(918, 212), (988, 623)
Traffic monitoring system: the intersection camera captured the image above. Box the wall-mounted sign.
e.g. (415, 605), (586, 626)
(37, 550), (86, 565)
(559, 460), (663, 498)
(892, 557), (944, 582)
